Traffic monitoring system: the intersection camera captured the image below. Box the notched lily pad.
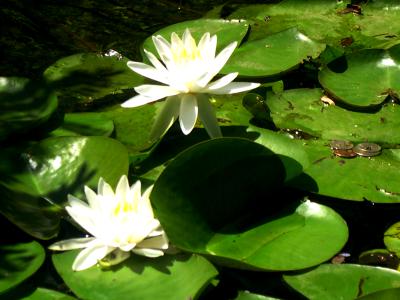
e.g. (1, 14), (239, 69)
(52, 251), (218, 300)
(152, 138), (348, 271)
(319, 45), (400, 107)
(284, 264), (400, 300)
(222, 28), (325, 77)
(266, 88), (400, 144)
(44, 52), (143, 103)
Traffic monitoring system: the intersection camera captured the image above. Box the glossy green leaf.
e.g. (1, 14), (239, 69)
(52, 251), (218, 300)
(356, 287), (400, 300)
(152, 138), (348, 271)
(142, 19), (249, 58)
(0, 241), (45, 294)
(0, 77), (57, 140)
(319, 45), (400, 107)
(0, 136), (129, 238)
(235, 291), (281, 300)
(50, 112), (114, 137)
(44, 52), (143, 102)
(284, 264), (400, 300)
(13, 287), (77, 300)
(384, 222), (400, 257)
(222, 28), (325, 77)
(267, 88), (400, 144)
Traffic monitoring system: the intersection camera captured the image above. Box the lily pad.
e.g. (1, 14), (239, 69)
(384, 222), (400, 257)
(52, 251), (218, 300)
(0, 136), (129, 238)
(50, 112), (114, 137)
(356, 287), (400, 300)
(151, 138), (348, 271)
(235, 291), (280, 300)
(222, 28), (325, 77)
(7, 287), (77, 300)
(142, 19), (249, 58)
(319, 45), (400, 107)
(43, 52), (143, 102)
(283, 264), (400, 300)
(0, 241), (45, 294)
(266, 88), (400, 144)
(0, 77), (58, 140)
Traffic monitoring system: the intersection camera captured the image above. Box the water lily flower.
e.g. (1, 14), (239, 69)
(121, 28), (260, 140)
(49, 176), (168, 271)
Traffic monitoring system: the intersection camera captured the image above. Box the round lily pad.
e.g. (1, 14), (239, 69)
(52, 251), (218, 300)
(319, 45), (400, 107)
(151, 138), (348, 271)
(222, 28), (325, 77)
(283, 264), (400, 300)
(0, 241), (45, 294)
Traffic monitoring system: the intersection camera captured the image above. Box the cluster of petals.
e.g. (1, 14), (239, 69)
(121, 28), (260, 139)
(49, 176), (168, 271)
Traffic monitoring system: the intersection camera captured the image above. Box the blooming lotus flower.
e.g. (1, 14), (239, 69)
(121, 28), (260, 139)
(49, 176), (168, 271)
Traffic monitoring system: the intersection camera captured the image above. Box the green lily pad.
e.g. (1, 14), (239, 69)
(235, 291), (280, 300)
(8, 287), (77, 300)
(356, 287), (400, 300)
(266, 88), (400, 144)
(43, 52), (143, 102)
(142, 19), (249, 58)
(0, 136), (129, 239)
(384, 222), (400, 257)
(52, 251), (218, 300)
(283, 264), (400, 300)
(151, 138), (348, 271)
(0, 77), (57, 140)
(0, 241), (45, 294)
(222, 28), (325, 77)
(50, 112), (114, 137)
(319, 45), (400, 107)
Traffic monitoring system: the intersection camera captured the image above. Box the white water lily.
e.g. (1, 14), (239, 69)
(121, 28), (260, 139)
(49, 176), (168, 271)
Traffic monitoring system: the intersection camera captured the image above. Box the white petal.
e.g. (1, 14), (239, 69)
(98, 177), (115, 198)
(130, 180), (142, 210)
(179, 94), (198, 135)
(205, 72), (238, 91)
(116, 175), (130, 202)
(138, 234), (169, 249)
(121, 94), (159, 108)
(152, 35), (173, 68)
(66, 206), (99, 237)
(138, 185), (154, 219)
(208, 82), (260, 95)
(72, 244), (115, 271)
(206, 35), (217, 60)
(135, 84), (180, 98)
(99, 249), (130, 267)
(197, 32), (210, 53)
(67, 194), (88, 209)
(197, 41), (237, 87)
(49, 237), (96, 251)
(197, 95), (222, 138)
(131, 248), (165, 258)
(149, 95), (180, 142)
(127, 61), (169, 85)
(144, 49), (167, 72)
(119, 243), (136, 252)
(170, 32), (183, 52)
(84, 186), (99, 209)
(182, 29), (196, 52)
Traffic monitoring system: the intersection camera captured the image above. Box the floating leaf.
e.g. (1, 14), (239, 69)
(52, 251), (218, 300)
(152, 138), (348, 271)
(0, 77), (57, 140)
(222, 28), (325, 77)
(235, 291), (281, 300)
(319, 45), (400, 107)
(0, 241), (45, 294)
(50, 112), (114, 137)
(284, 264), (400, 300)
(44, 52), (143, 102)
